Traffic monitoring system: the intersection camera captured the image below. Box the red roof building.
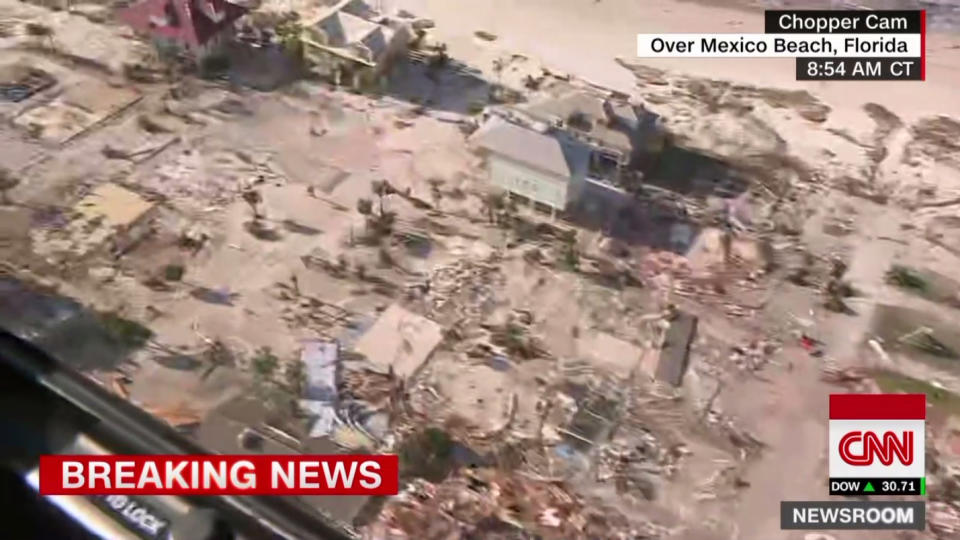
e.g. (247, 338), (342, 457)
(117, 0), (246, 57)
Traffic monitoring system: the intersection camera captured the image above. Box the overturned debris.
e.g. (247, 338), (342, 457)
(299, 340), (341, 438)
(487, 321), (549, 360)
(364, 467), (663, 540)
(656, 310), (697, 386)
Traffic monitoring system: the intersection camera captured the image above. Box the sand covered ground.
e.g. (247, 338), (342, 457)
(373, 2), (960, 538)
(383, 0), (960, 123)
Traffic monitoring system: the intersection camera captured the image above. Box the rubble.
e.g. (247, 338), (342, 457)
(595, 430), (686, 498)
(364, 467), (662, 540)
(820, 364), (868, 386)
(424, 256), (503, 324)
(342, 369), (401, 412)
(487, 321), (550, 360)
(7, 1), (954, 537)
(728, 339), (779, 372)
(656, 310), (697, 386)
(299, 340), (340, 438)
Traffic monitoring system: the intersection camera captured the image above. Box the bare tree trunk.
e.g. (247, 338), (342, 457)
(721, 229), (733, 266)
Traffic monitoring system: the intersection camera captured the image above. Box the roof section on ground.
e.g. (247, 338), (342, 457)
(74, 183), (154, 228)
(353, 304), (442, 379)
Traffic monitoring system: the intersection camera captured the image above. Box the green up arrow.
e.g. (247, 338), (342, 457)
(864, 482), (876, 493)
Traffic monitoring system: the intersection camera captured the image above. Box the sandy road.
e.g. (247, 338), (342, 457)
(721, 346), (831, 540)
(825, 203), (910, 365)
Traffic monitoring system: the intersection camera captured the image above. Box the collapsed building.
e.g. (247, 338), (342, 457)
(117, 0), (247, 62)
(302, 0), (411, 89)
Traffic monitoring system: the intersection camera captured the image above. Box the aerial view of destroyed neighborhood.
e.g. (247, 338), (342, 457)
(1, 0), (960, 536)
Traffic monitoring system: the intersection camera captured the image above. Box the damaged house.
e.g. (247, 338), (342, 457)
(117, 0), (247, 62)
(471, 88), (669, 222)
(302, 0), (410, 88)
(470, 116), (592, 217)
(517, 90), (667, 182)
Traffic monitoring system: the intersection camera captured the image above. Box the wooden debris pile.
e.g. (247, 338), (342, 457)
(727, 339), (780, 372)
(273, 278), (354, 337)
(341, 369), (401, 412)
(425, 256), (503, 324)
(594, 432), (688, 500)
(363, 468), (663, 540)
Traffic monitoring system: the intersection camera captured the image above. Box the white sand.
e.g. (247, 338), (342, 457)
(384, 0), (960, 122)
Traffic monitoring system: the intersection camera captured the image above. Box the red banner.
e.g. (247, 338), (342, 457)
(829, 394), (926, 420)
(39, 454), (399, 495)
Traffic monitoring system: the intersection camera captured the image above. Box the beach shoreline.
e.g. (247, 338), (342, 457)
(384, 0), (960, 122)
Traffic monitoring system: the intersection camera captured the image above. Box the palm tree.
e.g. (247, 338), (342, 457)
(0, 167), (19, 205)
(241, 188), (263, 219)
(720, 227), (733, 265)
(428, 178), (443, 210)
(356, 197), (373, 217)
(492, 58), (504, 83)
(275, 16), (305, 63)
(371, 179), (390, 215)
(482, 192), (505, 224)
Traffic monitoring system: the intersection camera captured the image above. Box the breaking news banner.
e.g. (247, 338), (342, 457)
(635, 9), (925, 81)
(38, 454), (399, 496)
(828, 393), (926, 496)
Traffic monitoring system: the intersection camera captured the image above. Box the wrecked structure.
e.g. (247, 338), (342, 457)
(656, 310), (697, 386)
(0, 64), (55, 104)
(470, 116), (591, 216)
(519, 90), (667, 174)
(471, 87), (670, 219)
(303, 0), (410, 88)
(117, 0), (247, 62)
(30, 182), (157, 260)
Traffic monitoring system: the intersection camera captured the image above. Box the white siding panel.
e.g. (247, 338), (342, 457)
(489, 156), (569, 210)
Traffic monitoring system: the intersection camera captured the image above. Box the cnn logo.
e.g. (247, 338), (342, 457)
(828, 394), (925, 479)
(838, 430), (913, 466)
